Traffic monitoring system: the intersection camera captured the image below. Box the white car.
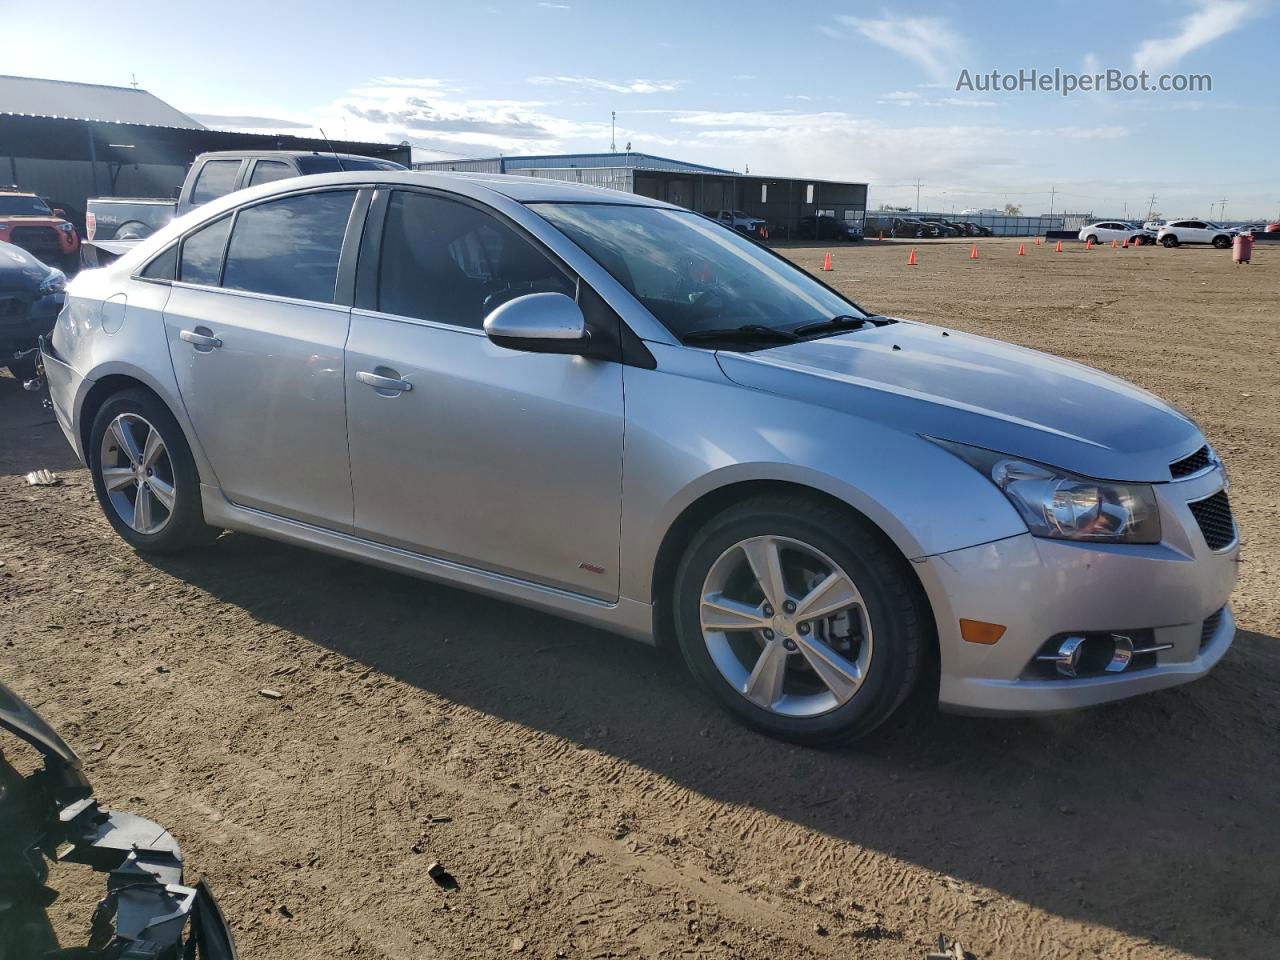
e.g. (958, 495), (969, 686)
(1142, 219), (1166, 234)
(1077, 221), (1151, 246)
(1157, 219), (1234, 249)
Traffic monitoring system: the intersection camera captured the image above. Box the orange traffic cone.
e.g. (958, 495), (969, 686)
(907, 248), (918, 266)
(969, 244), (979, 260)
(1111, 239), (1118, 248)
(1122, 238), (1129, 248)
(1085, 237), (1093, 249)
(822, 252), (833, 271)
(1055, 240), (1063, 253)
(1035, 237), (1043, 246)
(1017, 243), (1026, 256)
(878, 230), (884, 241)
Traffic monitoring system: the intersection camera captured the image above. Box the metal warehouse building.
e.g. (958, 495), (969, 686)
(0, 75), (410, 233)
(415, 152), (869, 240)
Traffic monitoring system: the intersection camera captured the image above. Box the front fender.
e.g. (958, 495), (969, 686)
(618, 345), (1026, 605)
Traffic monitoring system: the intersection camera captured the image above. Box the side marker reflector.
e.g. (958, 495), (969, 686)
(960, 619), (1006, 645)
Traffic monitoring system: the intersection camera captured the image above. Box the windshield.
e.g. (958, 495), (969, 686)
(0, 195), (52, 216)
(530, 203), (864, 340)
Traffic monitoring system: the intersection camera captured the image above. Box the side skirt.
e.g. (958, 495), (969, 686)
(199, 485), (656, 644)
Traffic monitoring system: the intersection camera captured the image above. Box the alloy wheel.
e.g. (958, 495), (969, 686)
(98, 413), (176, 535)
(699, 535), (874, 718)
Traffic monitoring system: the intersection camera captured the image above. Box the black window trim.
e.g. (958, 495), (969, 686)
(353, 185), (655, 368)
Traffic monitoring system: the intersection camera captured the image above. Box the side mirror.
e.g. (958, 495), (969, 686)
(483, 292), (590, 355)
(53, 208), (66, 218)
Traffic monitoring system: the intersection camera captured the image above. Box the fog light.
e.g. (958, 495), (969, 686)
(1039, 635), (1087, 677)
(1036, 633), (1174, 678)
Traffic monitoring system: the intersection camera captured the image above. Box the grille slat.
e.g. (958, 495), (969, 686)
(1200, 608), (1225, 650)
(1170, 444), (1213, 478)
(1188, 490), (1236, 551)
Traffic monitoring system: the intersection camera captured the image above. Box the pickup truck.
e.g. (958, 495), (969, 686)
(83, 149), (405, 266)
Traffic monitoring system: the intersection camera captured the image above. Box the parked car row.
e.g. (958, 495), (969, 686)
(1081, 219), (1261, 249)
(865, 214), (992, 239)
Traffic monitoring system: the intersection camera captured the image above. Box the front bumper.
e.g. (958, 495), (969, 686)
(917, 468), (1239, 715)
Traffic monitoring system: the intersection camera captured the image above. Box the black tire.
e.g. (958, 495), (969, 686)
(1212, 235), (1231, 249)
(671, 494), (929, 745)
(1086, 234), (1099, 246)
(87, 388), (219, 554)
(6, 355), (38, 382)
(1162, 235), (1178, 248)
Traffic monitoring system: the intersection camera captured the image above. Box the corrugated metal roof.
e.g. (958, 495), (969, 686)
(417, 151), (736, 175)
(0, 74), (204, 129)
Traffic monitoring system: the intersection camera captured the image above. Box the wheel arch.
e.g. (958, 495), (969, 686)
(647, 477), (937, 659)
(76, 367), (213, 486)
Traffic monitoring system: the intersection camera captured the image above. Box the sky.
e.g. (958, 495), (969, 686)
(3, 0), (1276, 219)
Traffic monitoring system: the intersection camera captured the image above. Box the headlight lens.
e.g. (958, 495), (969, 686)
(57, 222), (76, 234)
(38, 270), (67, 295)
(933, 439), (1161, 544)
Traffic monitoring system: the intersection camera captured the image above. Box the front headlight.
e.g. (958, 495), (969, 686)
(57, 222), (76, 234)
(38, 270), (67, 296)
(932, 439), (1161, 544)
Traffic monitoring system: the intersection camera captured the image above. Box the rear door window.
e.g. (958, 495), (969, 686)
(179, 215), (231, 285)
(221, 190), (356, 303)
(189, 160), (242, 206)
(247, 160), (295, 188)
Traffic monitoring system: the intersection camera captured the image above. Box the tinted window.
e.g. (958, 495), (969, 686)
(248, 160), (295, 187)
(376, 191), (574, 328)
(222, 191), (355, 302)
(0, 194), (51, 216)
(295, 155), (404, 174)
(189, 160), (241, 206)
(179, 215), (231, 285)
(140, 244), (177, 281)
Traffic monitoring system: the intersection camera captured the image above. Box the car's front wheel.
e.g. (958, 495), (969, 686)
(1162, 235), (1179, 247)
(672, 495), (929, 744)
(88, 388), (219, 553)
(1212, 235), (1231, 249)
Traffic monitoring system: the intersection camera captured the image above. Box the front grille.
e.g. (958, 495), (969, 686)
(1200, 608), (1225, 650)
(1188, 490), (1236, 550)
(1170, 445), (1213, 478)
(9, 226), (61, 259)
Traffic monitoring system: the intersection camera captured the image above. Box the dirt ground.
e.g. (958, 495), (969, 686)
(2, 237), (1277, 960)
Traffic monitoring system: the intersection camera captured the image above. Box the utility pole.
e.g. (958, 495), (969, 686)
(914, 178), (922, 212)
(1146, 193), (1157, 220)
(1217, 197), (1229, 222)
(1048, 185), (1056, 216)
(610, 111), (616, 152)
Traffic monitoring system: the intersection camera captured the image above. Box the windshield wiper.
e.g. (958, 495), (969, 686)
(792, 314), (880, 337)
(682, 324), (800, 345)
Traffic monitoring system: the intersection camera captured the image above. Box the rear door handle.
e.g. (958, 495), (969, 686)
(356, 370), (413, 393)
(180, 328), (222, 351)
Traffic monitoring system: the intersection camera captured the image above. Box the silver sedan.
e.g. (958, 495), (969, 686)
(42, 171), (1238, 743)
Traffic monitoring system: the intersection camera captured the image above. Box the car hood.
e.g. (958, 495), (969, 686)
(715, 320), (1202, 482)
(0, 679), (80, 766)
(0, 240), (58, 293)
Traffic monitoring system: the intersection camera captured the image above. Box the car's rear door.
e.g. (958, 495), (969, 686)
(162, 187), (369, 530)
(344, 187), (625, 599)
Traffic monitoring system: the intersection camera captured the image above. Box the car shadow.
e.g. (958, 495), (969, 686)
(148, 530), (1280, 959)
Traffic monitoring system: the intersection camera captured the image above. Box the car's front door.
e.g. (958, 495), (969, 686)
(344, 189), (624, 599)
(162, 188), (361, 530)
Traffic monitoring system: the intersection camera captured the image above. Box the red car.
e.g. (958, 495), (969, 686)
(0, 189), (79, 270)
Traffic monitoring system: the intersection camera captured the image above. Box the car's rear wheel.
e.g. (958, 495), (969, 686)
(672, 495), (928, 744)
(88, 389), (219, 553)
(1086, 234), (1099, 245)
(1162, 235), (1179, 247)
(1212, 235), (1231, 249)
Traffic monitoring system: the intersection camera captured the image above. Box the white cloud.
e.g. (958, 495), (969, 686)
(832, 13), (967, 82)
(1132, 0), (1254, 72)
(537, 1), (570, 8)
(880, 90), (922, 103)
(528, 75), (681, 94)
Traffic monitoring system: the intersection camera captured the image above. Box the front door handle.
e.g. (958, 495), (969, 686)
(356, 369), (413, 394)
(180, 328), (222, 351)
